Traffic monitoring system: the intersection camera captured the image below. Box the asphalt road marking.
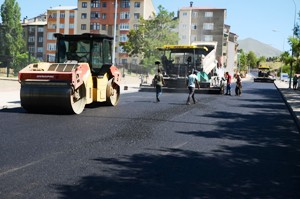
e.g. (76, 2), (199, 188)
(0, 159), (43, 177)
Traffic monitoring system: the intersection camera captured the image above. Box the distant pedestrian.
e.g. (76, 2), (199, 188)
(186, 70), (200, 105)
(225, 72), (232, 95)
(235, 73), (242, 96)
(153, 68), (165, 102)
(293, 75), (298, 90)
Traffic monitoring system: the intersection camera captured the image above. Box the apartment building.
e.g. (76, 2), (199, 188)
(22, 14), (47, 61)
(227, 30), (239, 74)
(77, 0), (155, 65)
(178, 6), (227, 68)
(46, 6), (78, 62)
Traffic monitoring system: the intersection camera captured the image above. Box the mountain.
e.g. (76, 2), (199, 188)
(238, 38), (282, 58)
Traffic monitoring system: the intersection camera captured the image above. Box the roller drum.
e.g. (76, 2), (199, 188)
(20, 82), (86, 114)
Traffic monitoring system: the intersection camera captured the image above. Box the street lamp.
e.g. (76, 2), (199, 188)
(290, 0), (297, 89)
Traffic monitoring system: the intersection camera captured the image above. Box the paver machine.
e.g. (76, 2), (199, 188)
(18, 33), (121, 114)
(253, 65), (275, 83)
(157, 44), (217, 88)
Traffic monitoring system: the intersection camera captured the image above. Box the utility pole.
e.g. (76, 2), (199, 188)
(289, 0), (297, 89)
(112, 0), (118, 65)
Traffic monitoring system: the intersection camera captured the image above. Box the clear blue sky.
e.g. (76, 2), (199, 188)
(1, 0), (298, 52)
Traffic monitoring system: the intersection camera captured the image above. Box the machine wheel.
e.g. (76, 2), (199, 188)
(106, 78), (120, 106)
(70, 84), (87, 114)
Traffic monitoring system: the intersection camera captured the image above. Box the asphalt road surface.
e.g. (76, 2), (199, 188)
(1, 81), (300, 199)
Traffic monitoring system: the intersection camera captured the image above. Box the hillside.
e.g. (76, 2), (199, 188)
(238, 38), (282, 58)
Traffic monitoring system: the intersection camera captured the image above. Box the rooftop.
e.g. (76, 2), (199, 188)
(48, 6), (77, 11)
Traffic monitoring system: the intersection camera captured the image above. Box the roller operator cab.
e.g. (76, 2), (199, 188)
(18, 33), (121, 114)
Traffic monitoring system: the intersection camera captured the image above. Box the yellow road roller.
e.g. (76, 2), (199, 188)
(18, 33), (121, 114)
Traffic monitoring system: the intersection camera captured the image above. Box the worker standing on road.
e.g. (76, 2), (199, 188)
(293, 75), (298, 90)
(235, 73), (242, 96)
(225, 72), (232, 95)
(186, 69), (200, 105)
(153, 65), (165, 102)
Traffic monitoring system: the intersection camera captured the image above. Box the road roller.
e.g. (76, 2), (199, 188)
(18, 33), (121, 114)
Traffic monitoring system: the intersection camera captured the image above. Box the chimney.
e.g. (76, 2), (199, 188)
(190, 1), (193, 7)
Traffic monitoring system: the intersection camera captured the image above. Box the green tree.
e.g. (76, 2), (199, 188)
(0, 0), (25, 74)
(283, 10), (300, 76)
(247, 51), (257, 68)
(120, 5), (178, 72)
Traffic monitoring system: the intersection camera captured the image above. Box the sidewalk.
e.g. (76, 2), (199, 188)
(274, 79), (300, 131)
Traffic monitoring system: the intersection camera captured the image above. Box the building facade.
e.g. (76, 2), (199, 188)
(178, 6), (227, 68)
(77, 0), (155, 65)
(22, 14), (47, 61)
(46, 6), (78, 62)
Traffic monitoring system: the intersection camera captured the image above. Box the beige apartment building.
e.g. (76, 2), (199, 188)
(77, 0), (155, 65)
(46, 6), (78, 62)
(178, 6), (238, 70)
(22, 14), (47, 61)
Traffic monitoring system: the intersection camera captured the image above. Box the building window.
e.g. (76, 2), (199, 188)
(192, 12), (198, 17)
(47, 43), (56, 51)
(204, 35), (213, 41)
(82, 2), (88, 8)
(119, 34), (128, 42)
(121, 59), (128, 64)
(81, 24), (87, 30)
(133, 24), (139, 30)
(91, 0), (100, 8)
(191, 35), (197, 42)
(48, 13), (57, 19)
(192, 24), (197, 30)
(182, 35), (186, 40)
(102, 2), (107, 7)
(29, 26), (35, 33)
(47, 32), (55, 40)
(203, 23), (214, 30)
(38, 36), (43, 42)
(102, 24), (106, 30)
(120, 23), (129, 30)
(37, 27), (44, 32)
(182, 12), (187, 16)
(91, 23), (100, 30)
(81, 13), (87, 19)
(60, 12), (65, 18)
(119, 46), (126, 53)
(28, 46), (35, 52)
(37, 47), (43, 53)
(120, 12), (130, 19)
(134, 13), (140, 19)
(69, 24), (74, 29)
(91, 12), (100, 19)
(70, 12), (75, 18)
(59, 24), (65, 29)
(134, 2), (140, 8)
(205, 12), (213, 17)
(48, 23), (56, 29)
(121, 0), (130, 8)
(28, 36), (34, 42)
(47, 54), (55, 62)
(102, 13), (106, 19)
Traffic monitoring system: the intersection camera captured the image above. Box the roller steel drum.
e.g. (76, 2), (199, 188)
(20, 82), (86, 114)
